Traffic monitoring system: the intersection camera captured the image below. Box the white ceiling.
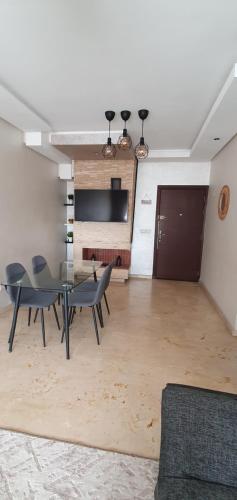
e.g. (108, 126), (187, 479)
(0, 0), (237, 155)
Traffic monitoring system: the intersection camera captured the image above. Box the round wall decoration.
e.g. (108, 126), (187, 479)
(218, 185), (230, 220)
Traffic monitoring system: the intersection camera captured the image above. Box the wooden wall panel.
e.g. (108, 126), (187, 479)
(73, 158), (136, 264)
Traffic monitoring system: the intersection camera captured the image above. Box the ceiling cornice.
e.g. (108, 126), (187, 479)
(24, 132), (70, 163)
(190, 63), (237, 160)
(50, 130), (121, 145)
(1, 64), (237, 163)
(148, 149), (190, 159)
(0, 81), (51, 132)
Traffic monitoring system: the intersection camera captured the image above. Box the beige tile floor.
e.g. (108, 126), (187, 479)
(0, 279), (236, 460)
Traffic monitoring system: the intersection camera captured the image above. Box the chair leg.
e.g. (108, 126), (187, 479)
(96, 303), (104, 328)
(52, 303), (60, 330)
(68, 307), (73, 326)
(96, 304), (101, 327)
(8, 286), (22, 350)
(104, 292), (110, 315)
(61, 326), (65, 343)
(34, 308), (39, 323)
(58, 293), (61, 306)
(61, 305), (65, 342)
(99, 302), (104, 327)
(80, 306), (82, 313)
(40, 309), (46, 347)
(92, 306), (100, 345)
(28, 307), (32, 327)
(70, 307), (76, 325)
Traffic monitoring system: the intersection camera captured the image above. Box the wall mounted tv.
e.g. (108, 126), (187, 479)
(75, 189), (128, 222)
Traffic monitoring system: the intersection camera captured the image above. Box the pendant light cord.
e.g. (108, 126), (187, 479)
(142, 120), (144, 137)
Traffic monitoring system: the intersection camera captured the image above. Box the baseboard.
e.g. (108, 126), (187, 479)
(200, 281), (237, 336)
(129, 274), (152, 279)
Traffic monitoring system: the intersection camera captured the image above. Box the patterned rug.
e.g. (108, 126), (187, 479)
(0, 429), (158, 499)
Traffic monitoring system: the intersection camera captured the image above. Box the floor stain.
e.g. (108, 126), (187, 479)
(114, 383), (128, 389)
(147, 418), (157, 428)
(223, 377), (231, 384)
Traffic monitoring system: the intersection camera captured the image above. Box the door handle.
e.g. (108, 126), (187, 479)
(157, 221), (160, 247)
(157, 222), (165, 246)
(158, 215), (167, 221)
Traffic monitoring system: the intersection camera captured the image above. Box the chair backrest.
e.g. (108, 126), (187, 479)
(158, 383), (237, 489)
(32, 255), (47, 274)
(6, 262), (30, 303)
(104, 260), (114, 291)
(32, 255), (54, 288)
(94, 265), (111, 304)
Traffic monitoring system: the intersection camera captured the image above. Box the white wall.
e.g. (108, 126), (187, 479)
(131, 161), (210, 276)
(0, 118), (65, 307)
(201, 135), (237, 332)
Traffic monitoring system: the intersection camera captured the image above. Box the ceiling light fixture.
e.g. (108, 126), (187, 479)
(135, 109), (149, 160)
(118, 110), (132, 150)
(102, 110), (116, 159)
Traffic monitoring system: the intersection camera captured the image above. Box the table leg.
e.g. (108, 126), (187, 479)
(9, 286), (22, 352)
(63, 291), (70, 360)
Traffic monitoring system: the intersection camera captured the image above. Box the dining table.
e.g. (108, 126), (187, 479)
(1, 260), (102, 360)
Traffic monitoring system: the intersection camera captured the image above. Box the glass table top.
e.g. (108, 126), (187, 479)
(1, 260), (103, 292)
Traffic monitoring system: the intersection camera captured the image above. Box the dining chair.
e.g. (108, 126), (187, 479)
(61, 265), (111, 346)
(32, 255), (61, 323)
(32, 255), (48, 274)
(69, 259), (114, 328)
(6, 262), (60, 350)
(77, 260), (114, 314)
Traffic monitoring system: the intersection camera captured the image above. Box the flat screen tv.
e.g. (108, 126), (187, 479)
(75, 189), (128, 222)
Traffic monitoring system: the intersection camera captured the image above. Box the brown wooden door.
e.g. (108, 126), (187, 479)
(153, 186), (208, 281)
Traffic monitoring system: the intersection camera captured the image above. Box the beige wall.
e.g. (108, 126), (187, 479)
(0, 118), (65, 307)
(201, 135), (237, 332)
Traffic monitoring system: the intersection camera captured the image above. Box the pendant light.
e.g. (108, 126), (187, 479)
(102, 110), (116, 159)
(135, 109), (149, 160)
(118, 110), (132, 150)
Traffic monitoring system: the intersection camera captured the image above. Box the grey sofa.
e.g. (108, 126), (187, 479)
(155, 384), (237, 499)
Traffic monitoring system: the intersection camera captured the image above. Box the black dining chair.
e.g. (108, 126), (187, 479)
(77, 260), (114, 314)
(69, 260), (114, 328)
(61, 265), (111, 346)
(32, 255), (62, 324)
(6, 262), (60, 350)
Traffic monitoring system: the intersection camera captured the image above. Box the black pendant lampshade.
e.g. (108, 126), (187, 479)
(135, 109), (149, 160)
(118, 110), (132, 150)
(102, 110), (116, 159)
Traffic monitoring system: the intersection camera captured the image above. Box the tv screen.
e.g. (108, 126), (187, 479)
(75, 189), (128, 222)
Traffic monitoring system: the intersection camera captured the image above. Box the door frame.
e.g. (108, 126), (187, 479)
(152, 185), (209, 279)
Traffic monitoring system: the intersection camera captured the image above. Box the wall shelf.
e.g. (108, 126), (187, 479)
(58, 177), (74, 181)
